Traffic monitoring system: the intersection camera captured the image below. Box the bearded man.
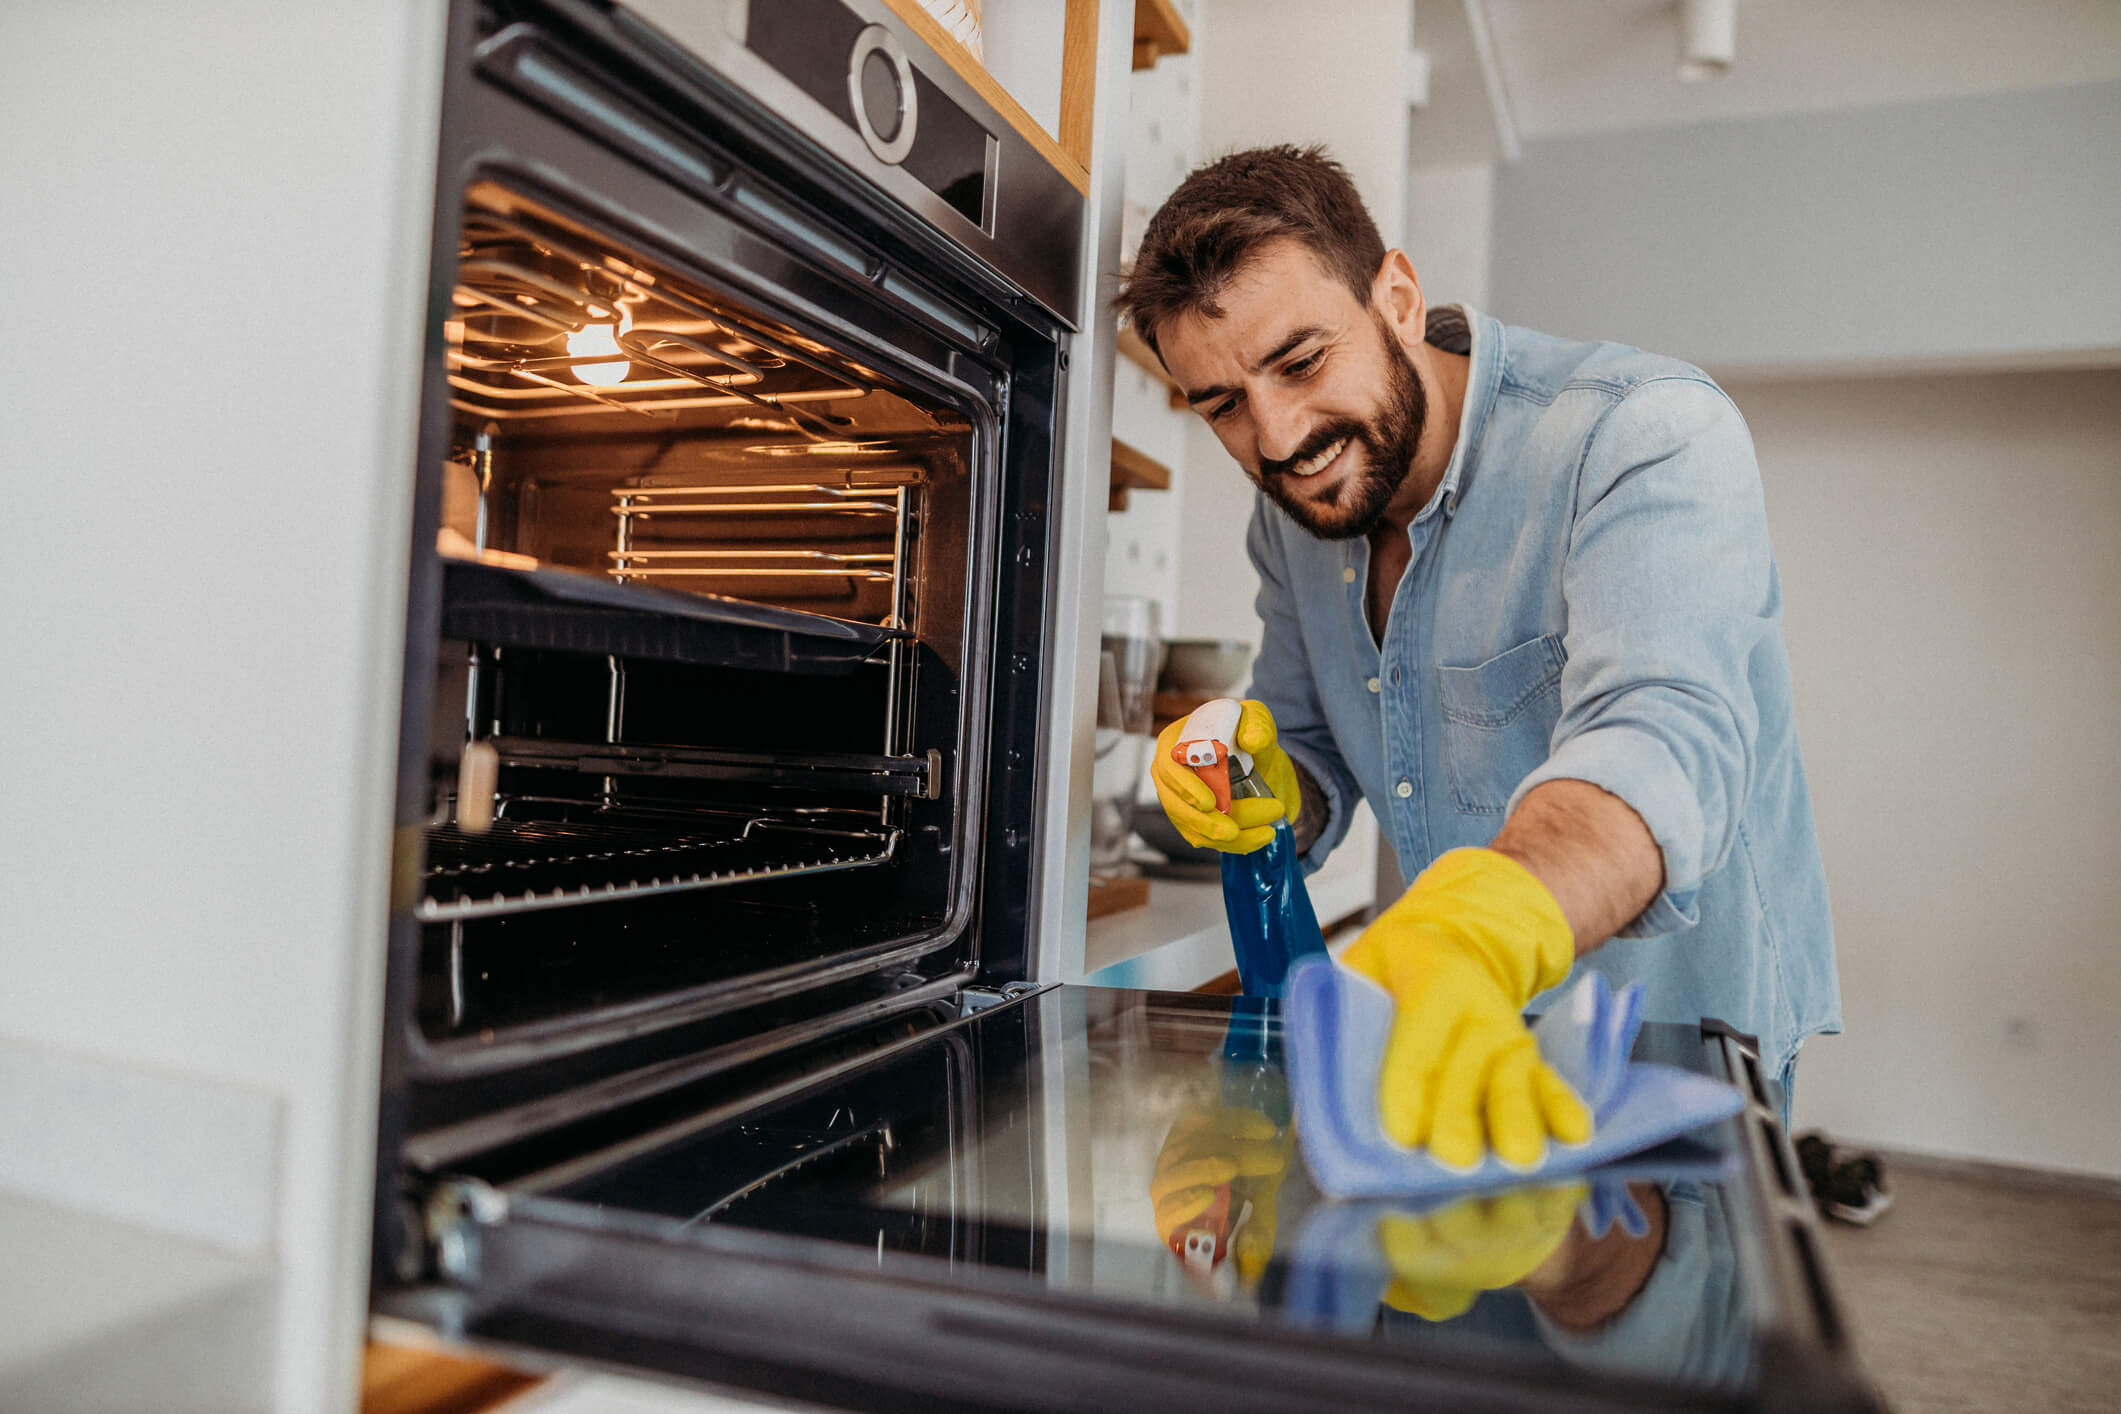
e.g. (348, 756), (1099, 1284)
(1123, 146), (1839, 1169)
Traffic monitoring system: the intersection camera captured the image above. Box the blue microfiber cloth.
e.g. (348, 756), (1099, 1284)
(1284, 957), (1746, 1200)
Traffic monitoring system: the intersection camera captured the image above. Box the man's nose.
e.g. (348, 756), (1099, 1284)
(1252, 386), (1312, 465)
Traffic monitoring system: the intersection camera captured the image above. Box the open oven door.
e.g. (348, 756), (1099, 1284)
(375, 985), (1884, 1414)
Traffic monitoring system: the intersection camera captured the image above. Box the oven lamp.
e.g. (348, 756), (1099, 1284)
(567, 320), (632, 385)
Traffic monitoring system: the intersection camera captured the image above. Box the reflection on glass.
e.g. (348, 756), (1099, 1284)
(549, 988), (1761, 1395)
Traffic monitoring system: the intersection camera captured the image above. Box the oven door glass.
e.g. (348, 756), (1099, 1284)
(385, 987), (1876, 1413)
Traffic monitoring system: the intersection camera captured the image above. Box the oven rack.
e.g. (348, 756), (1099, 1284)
(419, 812), (900, 923)
(610, 481), (911, 627)
(441, 557), (904, 675)
(448, 207), (874, 425)
(490, 737), (940, 799)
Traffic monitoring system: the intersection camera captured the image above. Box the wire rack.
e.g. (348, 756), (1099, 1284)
(419, 811), (900, 923)
(609, 480), (911, 626)
(447, 207), (872, 427)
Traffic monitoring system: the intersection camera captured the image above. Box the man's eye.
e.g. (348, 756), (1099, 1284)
(1287, 352), (1323, 377)
(1208, 397), (1240, 423)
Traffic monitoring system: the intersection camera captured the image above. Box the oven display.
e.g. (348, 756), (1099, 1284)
(747, 0), (993, 230)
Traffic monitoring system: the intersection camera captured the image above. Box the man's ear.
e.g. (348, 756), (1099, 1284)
(1373, 250), (1427, 350)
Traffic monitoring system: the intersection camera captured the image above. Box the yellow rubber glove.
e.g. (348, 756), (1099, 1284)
(1376, 1182), (1589, 1321)
(1339, 848), (1593, 1170)
(1150, 700), (1302, 854)
(1150, 1105), (1291, 1286)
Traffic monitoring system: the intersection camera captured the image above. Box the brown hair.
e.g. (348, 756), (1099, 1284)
(1115, 144), (1385, 358)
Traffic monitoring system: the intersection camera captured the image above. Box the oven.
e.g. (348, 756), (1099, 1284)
(376, 0), (1075, 1250)
(370, 4), (1880, 1411)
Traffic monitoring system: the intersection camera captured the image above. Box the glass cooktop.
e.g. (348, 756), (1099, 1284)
(534, 985), (1782, 1400)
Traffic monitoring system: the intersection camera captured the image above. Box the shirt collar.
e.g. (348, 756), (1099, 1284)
(1410, 304), (1502, 527)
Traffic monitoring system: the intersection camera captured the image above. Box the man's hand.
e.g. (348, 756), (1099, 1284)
(1151, 1104), (1292, 1285)
(1151, 700), (1302, 854)
(1376, 1182), (1588, 1321)
(1339, 848), (1592, 1169)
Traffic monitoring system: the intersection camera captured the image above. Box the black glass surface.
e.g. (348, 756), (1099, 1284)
(543, 985), (1775, 1398)
(901, 68), (990, 227)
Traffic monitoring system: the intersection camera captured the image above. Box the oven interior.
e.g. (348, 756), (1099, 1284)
(407, 179), (992, 1072)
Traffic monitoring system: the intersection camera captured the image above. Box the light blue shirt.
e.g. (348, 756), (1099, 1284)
(1247, 306), (1841, 1074)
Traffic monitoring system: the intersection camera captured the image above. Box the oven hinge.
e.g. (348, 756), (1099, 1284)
(955, 980), (1045, 1017)
(420, 1177), (511, 1285)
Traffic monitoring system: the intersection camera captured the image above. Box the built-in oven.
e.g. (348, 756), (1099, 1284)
(375, 0), (1075, 1245)
(371, 3), (1880, 1409)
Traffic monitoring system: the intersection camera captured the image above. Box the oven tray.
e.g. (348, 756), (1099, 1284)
(440, 558), (905, 675)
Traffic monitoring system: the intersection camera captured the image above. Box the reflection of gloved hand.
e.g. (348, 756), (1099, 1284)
(1151, 700), (1301, 854)
(1377, 1182), (1588, 1321)
(1340, 849), (1592, 1169)
(1150, 1105), (1292, 1286)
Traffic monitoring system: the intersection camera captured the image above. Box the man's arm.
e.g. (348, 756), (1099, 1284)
(1491, 779), (1664, 956)
(1503, 376), (1780, 940)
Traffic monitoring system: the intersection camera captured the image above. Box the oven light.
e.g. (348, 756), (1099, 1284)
(567, 320), (632, 386)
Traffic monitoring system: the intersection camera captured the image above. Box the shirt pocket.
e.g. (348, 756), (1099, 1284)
(1437, 634), (1567, 815)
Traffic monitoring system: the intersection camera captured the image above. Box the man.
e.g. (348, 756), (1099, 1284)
(1124, 146), (1839, 1168)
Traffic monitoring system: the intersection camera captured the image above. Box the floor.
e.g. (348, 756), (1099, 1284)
(1819, 1160), (2121, 1413)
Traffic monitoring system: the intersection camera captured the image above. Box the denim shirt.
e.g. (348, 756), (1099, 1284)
(1247, 307), (1841, 1074)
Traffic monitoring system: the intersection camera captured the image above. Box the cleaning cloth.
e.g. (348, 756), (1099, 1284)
(1284, 957), (1746, 1200)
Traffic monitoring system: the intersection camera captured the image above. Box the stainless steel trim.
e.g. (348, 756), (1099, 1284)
(845, 24), (916, 166)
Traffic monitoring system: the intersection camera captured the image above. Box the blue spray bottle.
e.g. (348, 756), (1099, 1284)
(1171, 699), (1329, 997)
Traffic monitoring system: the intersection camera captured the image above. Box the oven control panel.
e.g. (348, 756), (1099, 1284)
(615, 0), (1081, 322)
(745, 0), (995, 230)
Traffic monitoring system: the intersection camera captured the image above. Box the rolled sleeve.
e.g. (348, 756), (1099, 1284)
(1525, 378), (1776, 938)
(1245, 501), (1362, 874)
(1509, 726), (1704, 937)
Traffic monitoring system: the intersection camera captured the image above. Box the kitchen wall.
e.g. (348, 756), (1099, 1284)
(1480, 77), (2121, 1177)
(1164, 0), (1414, 647)
(1732, 368), (2121, 1179)
(1488, 79), (2121, 374)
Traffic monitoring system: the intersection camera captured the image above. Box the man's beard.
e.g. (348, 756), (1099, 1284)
(1253, 317), (1427, 540)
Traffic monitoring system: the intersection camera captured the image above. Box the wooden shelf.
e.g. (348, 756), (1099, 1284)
(1117, 324), (1190, 410)
(1109, 434), (1172, 512)
(1133, 0), (1191, 70)
(362, 1342), (541, 1414)
(877, 0), (1093, 195)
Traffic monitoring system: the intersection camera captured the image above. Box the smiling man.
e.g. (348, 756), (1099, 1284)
(1123, 146), (1839, 1168)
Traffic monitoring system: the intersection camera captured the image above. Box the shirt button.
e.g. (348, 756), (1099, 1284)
(1342, 567), (1357, 584)
(1366, 676), (1381, 693)
(1395, 780), (1413, 799)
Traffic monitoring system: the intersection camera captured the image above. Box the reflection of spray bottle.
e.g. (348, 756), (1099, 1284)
(1161, 1003), (1296, 1294)
(1172, 699), (1328, 996)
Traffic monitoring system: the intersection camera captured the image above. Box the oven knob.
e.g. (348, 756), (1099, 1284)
(848, 23), (918, 165)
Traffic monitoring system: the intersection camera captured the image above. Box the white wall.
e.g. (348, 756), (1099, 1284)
(1489, 80), (2121, 373)
(1403, 160), (1494, 312)
(1171, 0), (1413, 644)
(1103, 5), (1202, 625)
(1736, 368), (2121, 1178)
(0, 5), (447, 1409)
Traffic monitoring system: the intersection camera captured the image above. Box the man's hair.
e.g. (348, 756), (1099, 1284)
(1115, 144), (1385, 358)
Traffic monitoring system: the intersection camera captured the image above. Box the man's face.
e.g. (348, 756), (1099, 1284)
(1156, 238), (1426, 540)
